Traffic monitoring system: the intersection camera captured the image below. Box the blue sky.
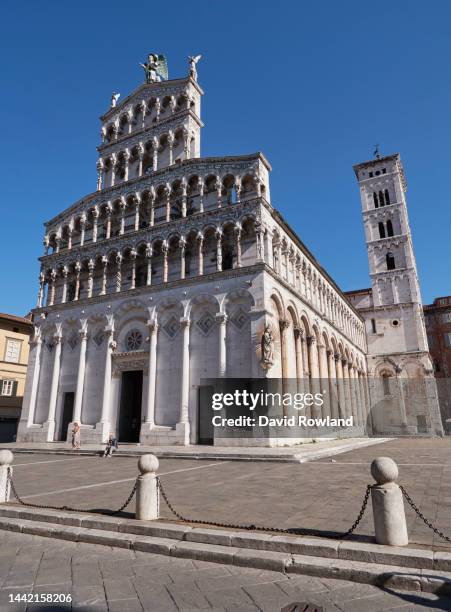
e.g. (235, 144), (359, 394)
(1, 0), (450, 315)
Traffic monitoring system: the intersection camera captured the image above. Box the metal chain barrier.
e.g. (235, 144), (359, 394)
(400, 484), (451, 544)
(157, 476), (373, 539)
(6, 468), (137, 516)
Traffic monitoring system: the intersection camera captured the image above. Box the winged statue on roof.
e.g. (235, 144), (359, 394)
(139, 53), (168, 84)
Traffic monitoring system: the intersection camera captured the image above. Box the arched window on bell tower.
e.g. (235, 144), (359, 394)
(387, 219), (394, 237)
(384, 189), (390, 205)
(378, 222), (386, 239)
(379, 190), (385, 206)
(373, 192), (379, 208)
(386, 252), (395, 270)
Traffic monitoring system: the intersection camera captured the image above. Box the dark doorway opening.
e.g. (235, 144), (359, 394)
(119, 370), (143, 442)
(0, 417), (18, 443)
(59, 392), (74, 441)
(197, 385), (214, 444)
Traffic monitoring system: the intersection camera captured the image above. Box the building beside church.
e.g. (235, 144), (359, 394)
(17, 55), (443, 445)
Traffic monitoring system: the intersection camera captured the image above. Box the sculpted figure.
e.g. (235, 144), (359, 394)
(261, 325), (274, 367)
(188, 54), (202, 81)
(140, 53), (168, 83)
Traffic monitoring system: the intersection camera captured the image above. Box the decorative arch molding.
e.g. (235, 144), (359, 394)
(114, 298), (147, 320)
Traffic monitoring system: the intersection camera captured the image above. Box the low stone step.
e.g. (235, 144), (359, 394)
(0, 513), (449, 595)
(0, 505), (450, 575)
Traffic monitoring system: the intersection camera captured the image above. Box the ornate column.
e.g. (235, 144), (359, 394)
(67, 227), (73, 250)
(197, 234), (204, 275)
(327, 349), (339, 419)
(216, 179), (222, 208)
(55, 235), (61, 254)
(181, 181), (187, 217)
(180, 239), (186, 280)
(130, 250), (137, 289)
(140, 101), (146, 128)
(301, 333), (310, 393)
(162, 243), (168, 282)
(168, 131), (174, 165)
(293, 327), (304, 393)
(101, 256), (108, 295)
(146, 245), (152, 286)
(354, 367), (364, 429)
(149, 193), (155, 227)
(27, 328), (42, 427)
(152, 137), (159, 171)
(115, 254), (122, 292)
(216, 231), (223, 271)
(48, 270), (56, 306)
(92, 207), (99, 243)
(124, 149), (130, 181)
(73, 323), (88, 425)
(74, 262), (81, 300)
(342, 359), (351, 418)
(119, 199), (126, 235)
(134, 194), (140, 231)
(37, 272), (45, 307)
(60, 267), (68, 304)
(87, 259), (94, 298)
(216, 313), (227, 377)
(111, 153), (117, 186)
(255, 226), (265, 263)
(183, 130), (190, 160)
(318, 342), (330, 417)
(235, 226), (242, 268)
(96, 158), (104, 191)
(45, 328), (62, 441)
(307, 335), (320, 407)
(235, 178), (242, 204)
(145, 320), (158, 426)
(138, 142), (144, 177)
(335, 355), (346, 419)
(348, 365), (358, 426)
(99, 325), (115, 426)
(165, 185), (171, 222)
(79, 216), (86, 246)
(155, 98), (161, 121)
(177, 318), (191, 442)
(105, 205), (112, 239)
(198, 178), (204, 213)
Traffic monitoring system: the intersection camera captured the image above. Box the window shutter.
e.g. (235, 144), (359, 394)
(12, 381), (18, 397)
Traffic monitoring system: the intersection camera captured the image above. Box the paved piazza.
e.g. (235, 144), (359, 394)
(4, 437), (451, 552)
(0, 530), (451, 612)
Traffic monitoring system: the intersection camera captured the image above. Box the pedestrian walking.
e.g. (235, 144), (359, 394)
(72, 422), (81, 450)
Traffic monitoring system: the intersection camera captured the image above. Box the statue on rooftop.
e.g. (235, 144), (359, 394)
(140, 53), (168, 84)
(188, 55), (202, 81)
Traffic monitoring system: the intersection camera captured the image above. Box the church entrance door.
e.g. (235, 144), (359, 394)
(118, 370), (143, 443)
(59, 392), (74, 441)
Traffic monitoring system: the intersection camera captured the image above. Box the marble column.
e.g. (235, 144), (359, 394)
(100, 328), (115, 425)
(165, 188), (171, 222)
(198, 180), (204, 213)
(235, 228), (242, 268)
(146, 246), (152, 286)
(27, 331), (42, 427)
(342, 360), (351, 418)
(80, 217), (86, 246)
(307, 336), (320, 411)
(149, 196), (155, 227)
(335, 355), (346, 419)
(294, 327), (304, 393)
(101, 257), (108, 295)
(197, 235), (204, 275)
(119, 201), (126, 235)
(37, 273), (45, 308)
(130, 250), (137, 290)
(180, 241), (186, 280)
(87, 260), (94, 298)
(106, 208), (112, 239)
(162, 244), (168, 282)
(217, 313), (227, 377)
(318, 342), (330, 418)
(216, 233), (222, 271)
(45, 331), (62, 441)
(178, 318), (190, 427)
(327, 349), (339, 419)
(48, 271), (56, 306)
(145, 321), (158, 426)
(301, 334), (310, 394)
(115, 254), (122, 292)
(74, 263), (81, 300)
(72, 327), (88, 424)
(92, 209), (99, 243)
(134, 198), (140, 231)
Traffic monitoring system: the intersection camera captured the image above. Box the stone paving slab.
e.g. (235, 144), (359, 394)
(1, 529), (451, 611)
(4, 438), (451, 552)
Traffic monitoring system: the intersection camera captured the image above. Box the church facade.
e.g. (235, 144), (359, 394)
(17, 56), (443, 445)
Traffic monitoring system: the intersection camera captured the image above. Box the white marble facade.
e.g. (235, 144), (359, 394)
(17, 57), (441, 445)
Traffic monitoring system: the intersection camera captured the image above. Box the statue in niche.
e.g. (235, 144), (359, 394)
(261, 325), (274, 369)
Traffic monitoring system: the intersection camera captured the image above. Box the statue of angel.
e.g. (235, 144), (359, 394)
(140, 53), (168, 84)
(261, 325), (274, 368)
(188, 55), (202, 81)
(111, 92), (120, 108)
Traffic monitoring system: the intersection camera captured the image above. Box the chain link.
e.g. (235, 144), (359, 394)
(6, 468), (137, 516)
(157, 477), (372, 539)
(400, 484), (451, 544)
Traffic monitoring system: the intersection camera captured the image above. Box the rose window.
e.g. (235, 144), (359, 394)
(126, 329), (143, 351)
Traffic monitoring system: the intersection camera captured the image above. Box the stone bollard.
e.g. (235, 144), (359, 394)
(0, 450), (13, 503)
(371, 456), (408, 546)
(135, 454), (159, 521)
